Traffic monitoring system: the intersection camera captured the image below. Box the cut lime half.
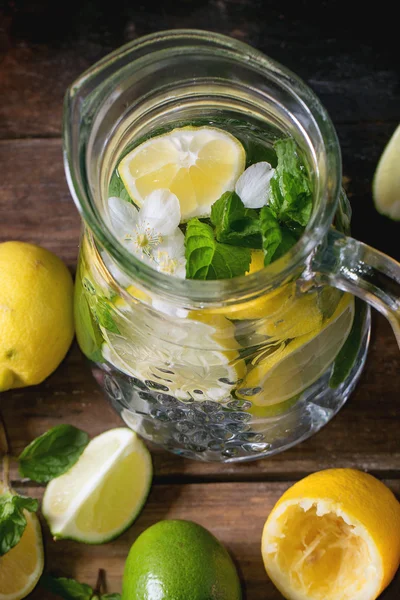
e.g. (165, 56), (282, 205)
(373, 124), (400, 220)
(42, 428), (152, 544)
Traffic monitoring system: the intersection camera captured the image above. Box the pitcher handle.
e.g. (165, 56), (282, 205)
(311, 228), (400, 347)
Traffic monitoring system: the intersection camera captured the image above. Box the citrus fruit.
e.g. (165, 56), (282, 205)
(262, 468), (400, 600)
(0, 241), (74, 391)
(373, 124), (400, 220)
(102, 310), (245, 402)
(247, 249), (265, 274)
(118, 126), (246, 220)
(42, 428), (152, 543)
(122, 520), (242, 600)
(237, 294), (354, 406)
(0, 483), (44, 600)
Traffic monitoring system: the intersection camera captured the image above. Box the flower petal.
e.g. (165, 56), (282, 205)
(108, 196), (139, 237)
(235, 162), (275, 209)
(139, 189), (181, 235)
(157, 228), (185, 259)
(152, 297), (189, 318)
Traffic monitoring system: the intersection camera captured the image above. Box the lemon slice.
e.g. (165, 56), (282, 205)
(42, 428), (152, 543)
(237, 294), (354, 406)
(102, 310), (245, 402)
(373, 124), (400, 220)
(118, 126), (245, 220)
(0, 483), (44, 600)
(262, 468), (400, 600)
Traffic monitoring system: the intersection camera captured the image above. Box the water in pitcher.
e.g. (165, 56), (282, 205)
(74, 117), (364, 462)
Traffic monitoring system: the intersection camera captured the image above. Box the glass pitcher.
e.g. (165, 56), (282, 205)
(64, 30), (400, 462)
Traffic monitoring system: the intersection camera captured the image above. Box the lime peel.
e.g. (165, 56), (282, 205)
(42, 428), (152, 544)
(373, 124), (400, 221)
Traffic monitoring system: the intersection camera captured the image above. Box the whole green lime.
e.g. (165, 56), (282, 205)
(122, 520), (242, 600)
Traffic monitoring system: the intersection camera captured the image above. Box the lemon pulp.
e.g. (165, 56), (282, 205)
(118, 126), (246, 220)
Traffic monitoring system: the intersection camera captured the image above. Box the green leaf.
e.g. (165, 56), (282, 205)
(185, 218), (251, 280)
(243, 139), (278, 168)
(74, 275), (103, 362)
(40, 574), (93, 600)
(19, 424), (90, 483)
(0, 493), (39, 556)
(101, 595), (122, 600)
(108, 171), (131, 203)
(259, 207), (282, 265)
(269, 138), (313, 226)
(211, 191), (262, 248)
(94, 298), (120, 334)
(329, 298), (366, 388)
(272, 225), (298, 260)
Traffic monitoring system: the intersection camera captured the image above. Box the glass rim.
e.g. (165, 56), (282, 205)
(63, 28), (342, 307)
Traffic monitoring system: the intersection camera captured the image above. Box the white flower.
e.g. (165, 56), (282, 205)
(108, 189), (186, 277)
(235, 161), (275, 209)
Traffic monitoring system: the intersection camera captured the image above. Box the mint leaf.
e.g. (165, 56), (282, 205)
(40, 575), (93, 600)
(260, 207), (282, 266)
(94, 298), (120, 334)
(75, 275), (103, 362)
(101, 595), (121, 600)
(19, 425), (90, 483)
(271, 226), (298, 260)
(0, 493), (39, 556)
(211, 191), (262, 248)
(185, 219), (251, 279)
(269, 138), (312, 226)
(109, 172), (131, 203)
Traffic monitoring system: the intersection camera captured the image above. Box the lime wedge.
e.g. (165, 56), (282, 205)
(42, 428), (152, 544)
(373, 124), (400, 220)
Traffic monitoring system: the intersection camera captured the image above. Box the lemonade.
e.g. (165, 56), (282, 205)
(74, 120), (367, 461)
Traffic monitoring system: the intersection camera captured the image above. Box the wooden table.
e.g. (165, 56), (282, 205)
(1, 2), (399, 598)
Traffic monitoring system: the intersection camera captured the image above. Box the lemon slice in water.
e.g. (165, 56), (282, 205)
(373, 124), (400, 220)
(102, 310), (245, 402)
(42, 428), (152, 544)
(118, 126), (245, 220)
(237, 294), (354, 406)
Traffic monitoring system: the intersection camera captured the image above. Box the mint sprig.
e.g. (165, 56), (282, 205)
(185, 219), (251, 279)
(0, 493), (39, 556)
(210, 191), (262, 248)
(18, 424), (90, 484)
(269, 138), (312, 227)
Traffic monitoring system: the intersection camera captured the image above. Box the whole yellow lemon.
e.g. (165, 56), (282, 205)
(0, 241), (74, 391)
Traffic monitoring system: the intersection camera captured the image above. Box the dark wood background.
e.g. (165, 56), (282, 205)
(0, 1), (399, 597)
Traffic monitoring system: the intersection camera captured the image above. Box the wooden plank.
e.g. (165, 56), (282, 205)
(0, 139), (80, 268)
(0, 135), (399, 479)
(12, 481), (400, 599)
(2, 310), (399, 482)
(0, 2), (399, 138)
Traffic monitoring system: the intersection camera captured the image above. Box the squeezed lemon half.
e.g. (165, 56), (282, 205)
(262, 469), (400, 600)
